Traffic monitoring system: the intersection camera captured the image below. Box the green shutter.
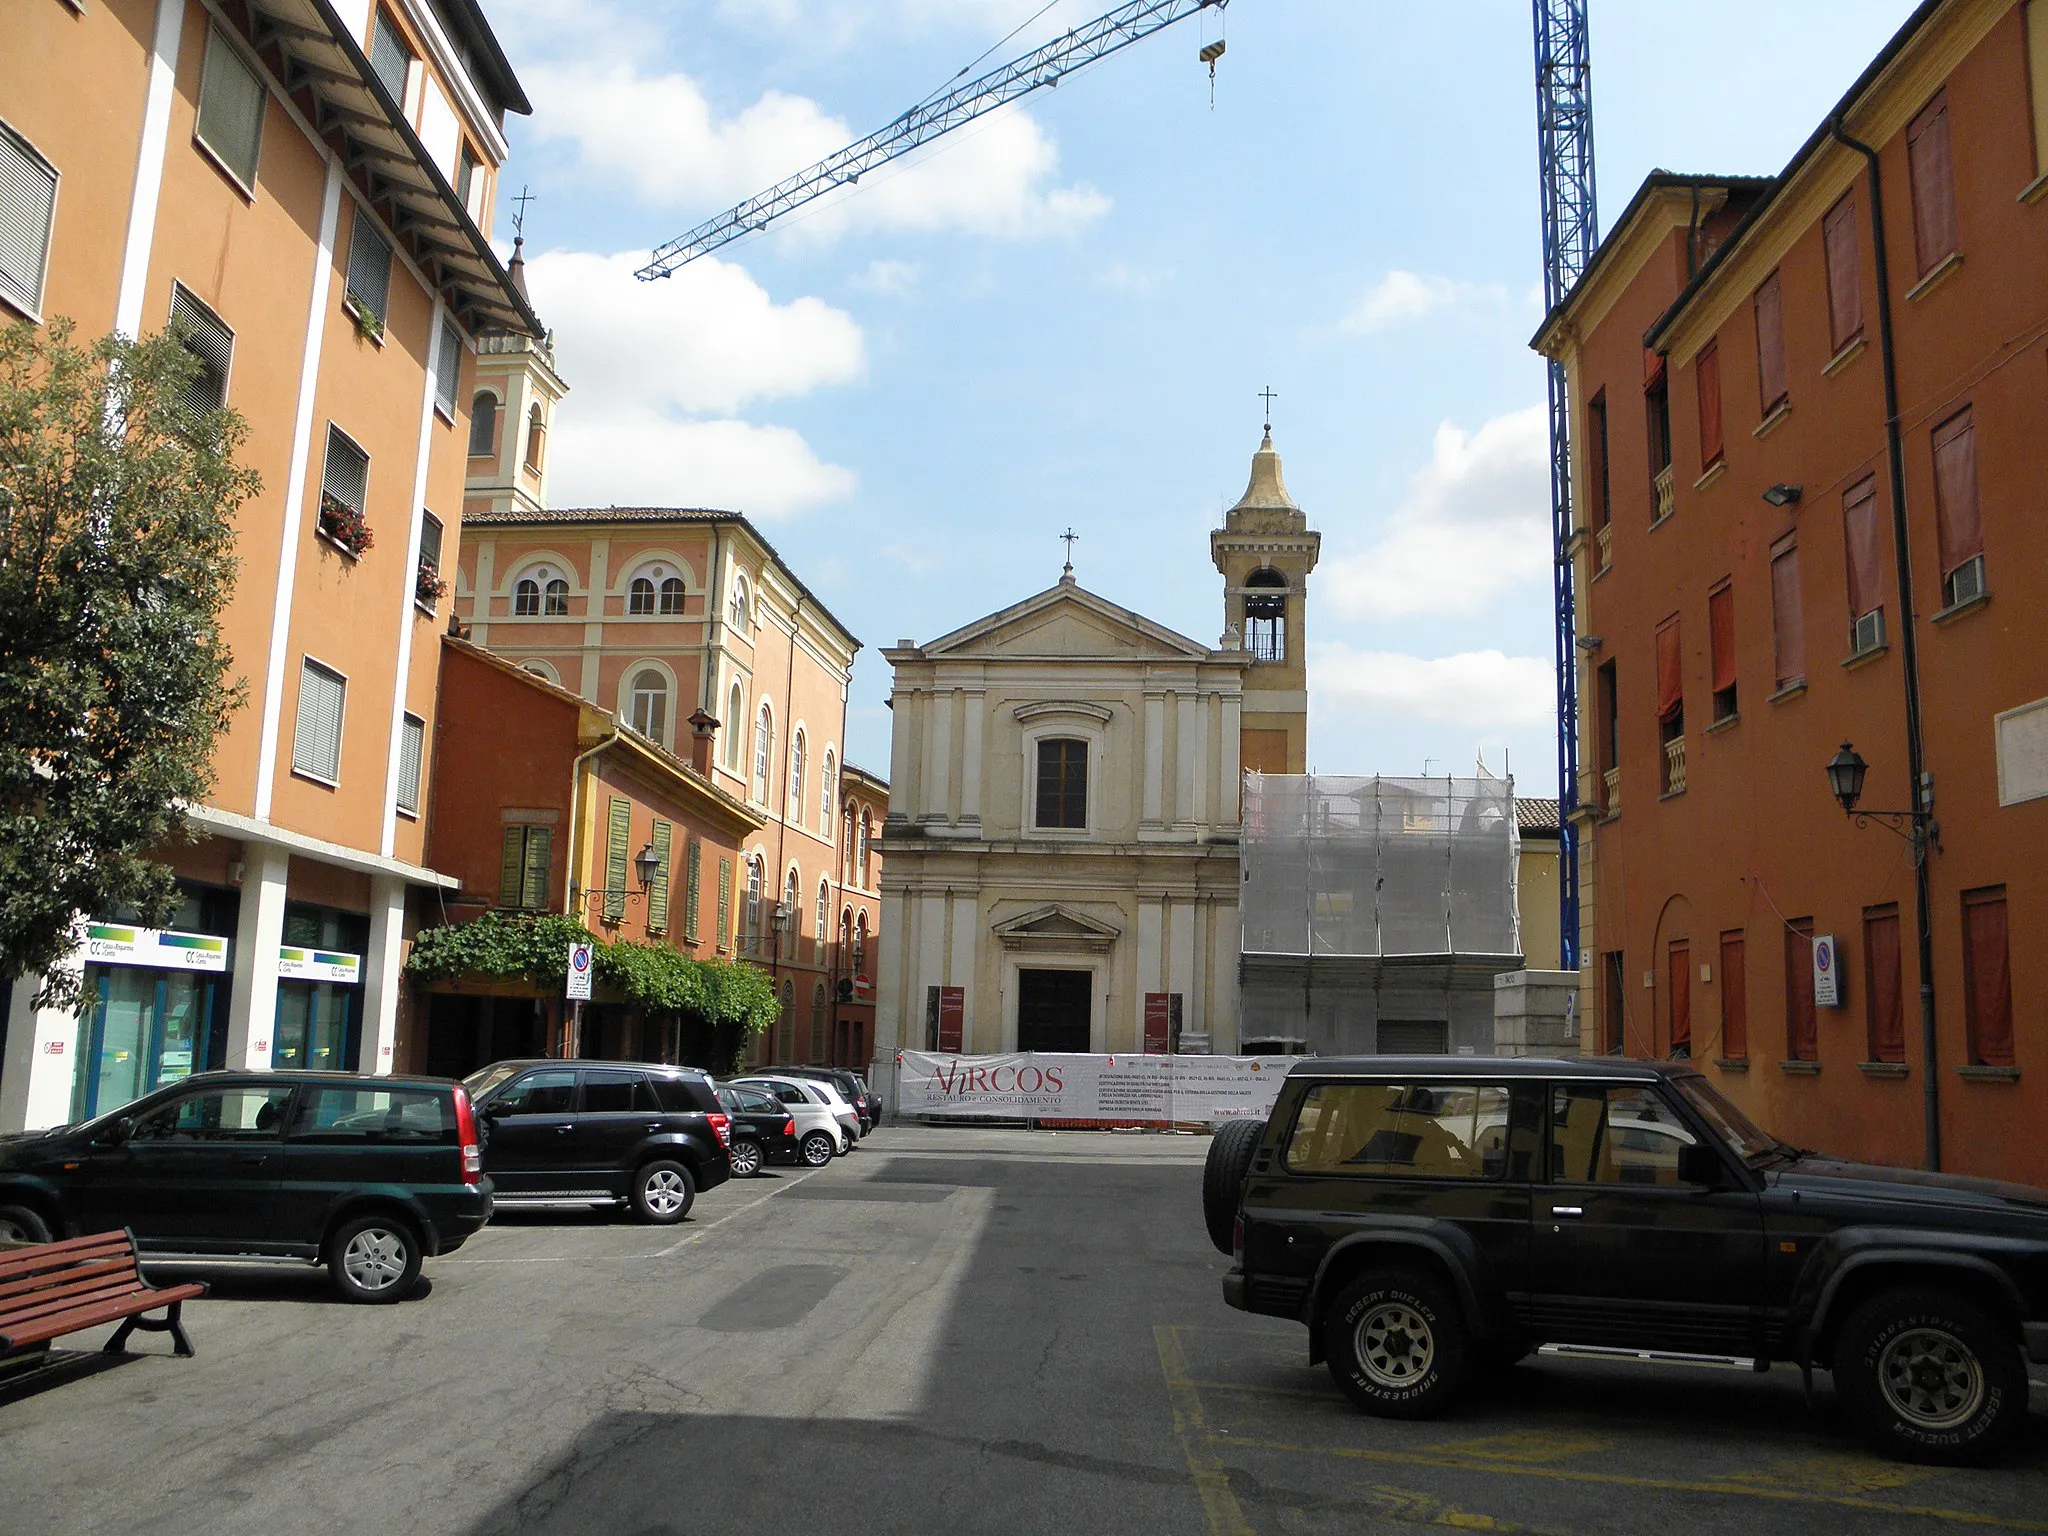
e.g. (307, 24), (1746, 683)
(684, 839), (702, 942)
(647, 820), (672, 934)
(604, 797), (631, 923)
(498, 826), (524, 908)
(521, 827), (552, 910)
(717, 857), (732, 951)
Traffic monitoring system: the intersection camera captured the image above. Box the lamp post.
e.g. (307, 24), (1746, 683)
(576, 841), (662, 925)
(1825, 741), (1942, 1170)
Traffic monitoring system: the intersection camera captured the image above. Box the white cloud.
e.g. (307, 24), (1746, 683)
(1097, 261), (1173, 297)
(548, 407), (855, 519)
(521, 248), (865, 415)
(1321, 406), (1550, 620)
(523, 60), (1107, 247)
(1311, 642), (1556, 728)
(851, 259), (921, 297)
(1340, 270), (1503, 335)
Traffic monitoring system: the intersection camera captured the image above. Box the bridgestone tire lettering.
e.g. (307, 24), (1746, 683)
(1832, 1284), (2026, 1465)
(1324, 1267), (1469, 1420)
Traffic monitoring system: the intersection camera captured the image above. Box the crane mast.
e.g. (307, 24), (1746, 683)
(634, 0), (1229, 280)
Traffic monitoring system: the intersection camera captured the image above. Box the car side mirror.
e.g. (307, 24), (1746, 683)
(1677, 1142), (1724, 1188)
(98, 1117), (134, 1147)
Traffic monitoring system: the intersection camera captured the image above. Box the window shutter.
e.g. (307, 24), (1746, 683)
(1864, 906), (1904, 1064)
(1753, 272), (1787, 412)
(1718, 932), (1747, 1062)
(1654, 619), (1682, 723)
(1931, 409), (1982, 576)
(1667, 943), (1691, 1051)
(396, 714), (424, 815)
(2031, 0), (2048, 177)
(684, 839), (701, 942)
(1695, 342), (1722, 468)
(1906, 93), (1957, 275)
(435, 319), (462, 417)
(468, 394), (496, 456)
(369, 10), (413, 103)
(717, 857), (733, 948)
(195, 25), (265, 189)
(647, 820), (672, 933)
(292, 660), (345, 781)
(321, 427), (369, 515)
(1785, 922), (1818, 1062)
(169, 286), (234, 413)
(499, 828), (524, 908)
(1708, 585), (1736, 694)
(604, 797), (631, 923)
(1822, 194), (1862, 353)
(346, 206), (392, 322)
(1770, 539), (1804, 686)
(1962, 888), (2013, 1066)
(0, 122), (59, 316)
(1842, 478), (1884, 620)
(1585, 394), (1609, 529)
(418, 511), (443, 571)
(521, 827), (552, 910)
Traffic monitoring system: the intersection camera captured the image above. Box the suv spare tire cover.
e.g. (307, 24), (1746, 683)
(1203, 1117), (1266, 1256)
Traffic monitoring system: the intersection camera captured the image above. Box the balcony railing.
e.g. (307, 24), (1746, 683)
(1595, 524), (1613, 572)
(1652, 467), (1675, 524)
(1663, 736), (1687, 796)
(1603, 766), (1620, 817)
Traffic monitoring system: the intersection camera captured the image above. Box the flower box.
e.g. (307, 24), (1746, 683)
(318, 492), (373, 556)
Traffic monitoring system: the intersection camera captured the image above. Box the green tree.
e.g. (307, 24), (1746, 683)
(0, 319), (258, 1007)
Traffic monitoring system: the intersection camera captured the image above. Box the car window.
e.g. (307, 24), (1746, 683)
(463, 1062), (524, 1101)
(1550, 1084), (1699, 1187)
(740, 1089), (782, 1114)
(1283, 1083), (1513, 1179)
(291, 1086), (454, 1144)
(1672, 1074), (1780, 1161)
(713, 1087), (739, 1113)
(581, 1070), (655, 1113)
(651, 1076), (712, 1114)
(131, 1085), (295, 1143)
(492, 1069), (576, 1116)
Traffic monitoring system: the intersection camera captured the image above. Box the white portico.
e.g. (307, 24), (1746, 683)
(874, 571), (1246, 1078)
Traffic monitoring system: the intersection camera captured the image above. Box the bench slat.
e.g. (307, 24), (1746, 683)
(0, 1273), (159, 1327)
(0, 1234), (133, 1282)
(0, 1255), (138, 1306)
(0, 1230), (205, 1360)
(0, 1283), (205, 1352)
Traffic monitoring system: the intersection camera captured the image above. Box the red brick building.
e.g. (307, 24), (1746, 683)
(1536, 0), (2048, 1178)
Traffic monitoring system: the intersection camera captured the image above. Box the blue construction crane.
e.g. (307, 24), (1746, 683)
(636, 0), (1599, 969)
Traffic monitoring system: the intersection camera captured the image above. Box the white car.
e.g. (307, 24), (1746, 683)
(736, 1075), (860, 1153)
(732, 1076), (852, 1164)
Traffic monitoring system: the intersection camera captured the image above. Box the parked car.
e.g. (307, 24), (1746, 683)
(741, 1074), (861, 1149)
(712, 1084), (800, 1176)
(463, 1060), (731, 1223)
(772, 1065), (881, 1133)
(731, 1076), (849, 1166)
(0, 1071), (490, 1303)
(1206, 1055), (2048, 1463)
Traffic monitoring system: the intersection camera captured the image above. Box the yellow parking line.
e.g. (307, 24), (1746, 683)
(1155, 1326), (1257, 1536)
(1217, 1436), (2048, 1531)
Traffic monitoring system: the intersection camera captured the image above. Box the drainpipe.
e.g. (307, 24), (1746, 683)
(1829, 115), (1941, 1172)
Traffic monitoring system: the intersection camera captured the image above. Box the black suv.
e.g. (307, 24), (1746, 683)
(463, 1060), (732, 1223)
(1208, 1056), (2048, 1462)
(0, 1071), (491, 1303)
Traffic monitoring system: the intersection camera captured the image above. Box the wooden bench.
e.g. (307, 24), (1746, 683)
(0, 1230), (206, 1361)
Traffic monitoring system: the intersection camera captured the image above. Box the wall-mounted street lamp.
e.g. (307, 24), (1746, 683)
(1825, 741), (1938, 862)
(1762, 483), (1804, 508)
(575, 841), (663, 924)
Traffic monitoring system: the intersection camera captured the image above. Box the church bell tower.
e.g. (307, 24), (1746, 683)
(1210, 426), (1320, 775)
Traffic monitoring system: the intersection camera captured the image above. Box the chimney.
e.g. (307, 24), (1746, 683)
(687, 708), (719, 776)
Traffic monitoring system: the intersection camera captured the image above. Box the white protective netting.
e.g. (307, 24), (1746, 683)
(1241, 773), (1521, 958)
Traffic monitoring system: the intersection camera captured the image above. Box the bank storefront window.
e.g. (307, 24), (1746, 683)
(273, 903), (368, 1072)
(71, 886), (237, 1123)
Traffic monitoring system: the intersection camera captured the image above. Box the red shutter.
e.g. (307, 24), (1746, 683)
(1668, 942), (1692, 1052)
(1823, 193), (1862, 352)
(1696, 343), (1723, 468)
(1931, 408), (1982, 575)
(1963, 889), (2013, 1067)
(1842, 477), (1884, 618)
(1786, 922), (1818, 1062)
(1753, 272), (1788, 411)
(1863, 907), (1904, 1064)
(1587, 393), (1610, 530)
(1719, 932), (1747, 1062)
(1770, 539), (1805, 685)
(1907, 93), (1958, 274)
(1708, 584), (1736, 693)
(1655, 618), (1683, 722)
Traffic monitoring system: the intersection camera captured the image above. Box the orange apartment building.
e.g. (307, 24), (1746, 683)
(450, 505), (874, 1073)
(820, 762), (886, 1072)
(417, 637), (766, 1076)
(1536, 0), (2048, 1179)
(0, 0), (536, 1130)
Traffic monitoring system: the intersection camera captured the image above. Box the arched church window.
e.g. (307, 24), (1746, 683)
(629, 668), (667, 742)
(468, 392), (498, 456)
(658, 576), (685, 614)
(628, 577), (656, 615)
(1035, 739), (1088, 829)
(1244, 568), (1288, 663)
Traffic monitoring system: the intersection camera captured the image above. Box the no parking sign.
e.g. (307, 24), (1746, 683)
(1812, 933), (1840, 1008)
(566, 941), (594, 1000)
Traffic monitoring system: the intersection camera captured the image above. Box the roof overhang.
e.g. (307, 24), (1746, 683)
(185, 803), (459, 889)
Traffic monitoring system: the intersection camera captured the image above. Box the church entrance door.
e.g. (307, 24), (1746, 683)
(1017, 969), (1092, 1053)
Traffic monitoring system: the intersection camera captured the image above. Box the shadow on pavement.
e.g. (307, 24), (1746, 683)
(0, 1350), (139, 1407)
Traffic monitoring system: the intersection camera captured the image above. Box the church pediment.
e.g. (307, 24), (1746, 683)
(920, 581), (1212, 663)
(992, 903), (1123, 952)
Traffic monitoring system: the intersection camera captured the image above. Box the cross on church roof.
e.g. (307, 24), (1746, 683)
(1258, 385), (1277, 433)
(512, 185), (536, 238)
(1060, 527), (1079, 577)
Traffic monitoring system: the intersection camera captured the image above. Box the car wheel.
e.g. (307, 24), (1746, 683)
(800, 1130), (835, 1168)
(1202, 1117), (1266, 1256)
(1325, 1268), (1469, 1419)
(729, 1138), (765, 1177)
(1834, 1286), (2027, 1463)
(0, 1203), (53, 1245)
(632, 1159), (697, 1224)
(326, 1214), (423, 1304)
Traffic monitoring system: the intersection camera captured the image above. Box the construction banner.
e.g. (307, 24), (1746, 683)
(895, 1050), (1294, 1126)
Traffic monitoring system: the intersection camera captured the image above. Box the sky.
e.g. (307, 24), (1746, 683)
(479, 0), (1923, 794)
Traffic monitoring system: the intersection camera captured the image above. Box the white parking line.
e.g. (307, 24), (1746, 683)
(440, 1169), (828, 1265)
(653, 1167), (824, 1257)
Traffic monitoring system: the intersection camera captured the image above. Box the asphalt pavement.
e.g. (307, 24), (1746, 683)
(1, 1124), (2045, 1535)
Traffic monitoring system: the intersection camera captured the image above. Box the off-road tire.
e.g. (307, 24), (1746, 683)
(326, 1213), (423, 1304)
(631, 1159), (696, 1224)
(800, 1130), (835, 1168)
(1325, 1268), (1470, 1419)
(1202, 1117), (1265, 1256)
(0, 1203), (54, 1245)
(1833, 1285), (2027, 1464)
(729, 1138), (765, 1177)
